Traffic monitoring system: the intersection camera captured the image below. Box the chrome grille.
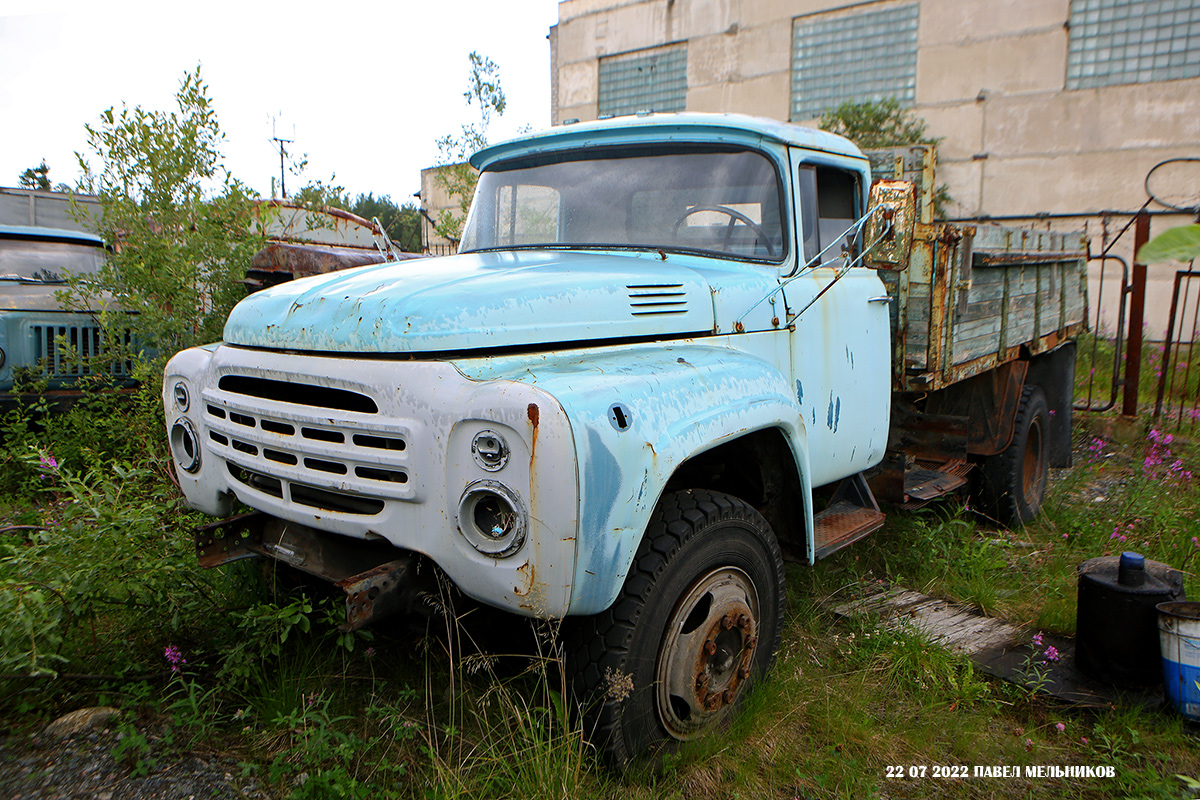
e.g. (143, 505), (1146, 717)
(203, 385), (414, 515)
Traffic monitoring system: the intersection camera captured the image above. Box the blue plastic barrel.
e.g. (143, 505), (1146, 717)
(1158, 601), (1200, 721)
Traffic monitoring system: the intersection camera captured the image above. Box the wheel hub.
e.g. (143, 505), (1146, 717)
(656, 567), (759, 740)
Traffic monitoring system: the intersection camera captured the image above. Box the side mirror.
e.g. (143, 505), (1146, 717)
(865, 181), (916, 271)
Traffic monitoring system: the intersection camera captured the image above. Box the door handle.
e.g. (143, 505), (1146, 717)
(867, 295), (893, 304)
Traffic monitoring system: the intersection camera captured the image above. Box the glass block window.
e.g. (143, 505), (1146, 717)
(1067, 0), (1200, 89)
(598, 44), (687, 117)
(790, 3), (919, 122)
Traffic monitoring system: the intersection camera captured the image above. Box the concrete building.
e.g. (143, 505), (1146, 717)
(548, 0), (1200, 331)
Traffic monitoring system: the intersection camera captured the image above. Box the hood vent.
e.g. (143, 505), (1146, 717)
(627, 284), (688, 317)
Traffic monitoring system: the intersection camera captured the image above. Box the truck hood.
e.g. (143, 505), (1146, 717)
(0, 285), (73, 312)
(223, 250), (716, 353)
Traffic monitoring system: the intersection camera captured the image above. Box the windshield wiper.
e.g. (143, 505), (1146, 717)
(0, 273), (66, 284)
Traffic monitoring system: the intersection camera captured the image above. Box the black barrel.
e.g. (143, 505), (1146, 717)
(1076, 552), (1185, 686)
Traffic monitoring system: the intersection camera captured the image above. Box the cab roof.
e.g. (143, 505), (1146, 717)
(0, 224), (103, 246)
(470, 112), (866, 170)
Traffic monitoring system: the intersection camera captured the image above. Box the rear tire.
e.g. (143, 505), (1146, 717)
(980, 385), (1049, 525)
(565, 489), (785, 766)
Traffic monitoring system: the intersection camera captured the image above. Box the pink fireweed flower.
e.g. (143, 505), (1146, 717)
(1055, 722), (1066, 733)
(1032, 632), (1044, 647)
(1044, 645), (1061, 662)
(37, 453), (59, 479)
(164, 645), (187, 673)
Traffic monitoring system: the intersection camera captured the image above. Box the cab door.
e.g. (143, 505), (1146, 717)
(786, 148), (891, 487)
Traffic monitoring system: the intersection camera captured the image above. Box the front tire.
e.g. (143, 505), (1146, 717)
(566, 489), (786, 765)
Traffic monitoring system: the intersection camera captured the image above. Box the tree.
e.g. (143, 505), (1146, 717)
(820, 98), (952, 216)
(818, 98), (938, 148)
(18, 161), (51, 191)
(64, 67), (266, 380)
(432, 52), (507, 242)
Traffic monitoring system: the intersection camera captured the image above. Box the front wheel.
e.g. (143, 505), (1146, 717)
(566, 489), (786, 765)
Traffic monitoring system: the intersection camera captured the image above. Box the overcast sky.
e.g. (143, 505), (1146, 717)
(0, 0), (560, 204)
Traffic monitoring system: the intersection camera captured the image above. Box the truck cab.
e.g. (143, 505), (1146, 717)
(0, 225), (132, 408)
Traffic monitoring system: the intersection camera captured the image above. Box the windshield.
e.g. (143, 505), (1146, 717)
(461, 148), (787, 262)
(0, 238), (105, 283)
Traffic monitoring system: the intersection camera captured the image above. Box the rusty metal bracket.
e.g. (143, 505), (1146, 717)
(337, 559), (414, 632)
(195, 512), (426, 630)
(194, 511), (268, 568)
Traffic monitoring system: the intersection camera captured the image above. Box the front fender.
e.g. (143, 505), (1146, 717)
(452, 335), (810, 615)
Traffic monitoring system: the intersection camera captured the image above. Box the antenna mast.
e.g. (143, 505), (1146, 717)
(270, 117), (295, 199)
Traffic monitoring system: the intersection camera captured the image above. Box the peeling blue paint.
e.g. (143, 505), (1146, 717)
(826, 393), (842, 432)
(845, 346), (854, 368)
(795, 379), (804, 404)
(827, 392), (835, 430)
(582, 427), (622, 536)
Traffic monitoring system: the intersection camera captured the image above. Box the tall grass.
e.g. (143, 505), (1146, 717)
(3, 339), (1200, 798)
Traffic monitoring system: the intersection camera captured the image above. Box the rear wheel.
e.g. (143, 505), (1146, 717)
(980, 384), (1049, 525)
(566, 489), (785, 766)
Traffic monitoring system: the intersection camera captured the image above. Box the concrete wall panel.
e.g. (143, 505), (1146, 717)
(688, 32), (738, 87)
(917, 0), (1069, 47)
(680, 0), (740, 39)
(917, 102), (985, 160)
(740, 0), (843, 28)
(687, 72), (792, 118)
(916, 31), (1066, 104)
(980, 147), (1200, 216)
(984, 81), (1200, 158)
(737, 22), (792, 78)
(558, 60), (600, 111)
(600, 1), (670, 55)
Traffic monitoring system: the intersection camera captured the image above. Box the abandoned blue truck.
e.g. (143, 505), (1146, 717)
(164, 113), (1087, 762)
(0, 224), (133, 409)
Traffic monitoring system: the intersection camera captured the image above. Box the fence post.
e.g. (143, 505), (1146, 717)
(1122, 211), (1151, 417)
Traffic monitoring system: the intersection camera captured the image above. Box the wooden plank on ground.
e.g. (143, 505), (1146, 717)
(825, 581), (1163, 710)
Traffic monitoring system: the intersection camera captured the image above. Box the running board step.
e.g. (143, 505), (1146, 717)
(813, 502), (886, 559)
(898, 459), (972, 510)
(813, 472), (886, 560)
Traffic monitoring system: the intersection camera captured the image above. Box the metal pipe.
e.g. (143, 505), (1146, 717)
(1076, 255), (1129, 413)
(1122, 211), (1151, 417)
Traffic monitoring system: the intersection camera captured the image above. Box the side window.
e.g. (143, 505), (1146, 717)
(799, 165), (860, 266)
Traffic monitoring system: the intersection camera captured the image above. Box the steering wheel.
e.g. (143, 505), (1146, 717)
(672, 205), (777, 258)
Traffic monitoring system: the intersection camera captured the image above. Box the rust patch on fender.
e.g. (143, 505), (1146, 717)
(514, 561), (535, 596)
(527, 403), (540, 474)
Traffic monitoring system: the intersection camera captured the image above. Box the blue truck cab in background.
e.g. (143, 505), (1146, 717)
(0, 225), (132, 409)
(165, 114), (1087, 763)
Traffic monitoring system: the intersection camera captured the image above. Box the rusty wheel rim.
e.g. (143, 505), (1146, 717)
(656, 567), (759, 740)
(1022, 415), (1047, 504)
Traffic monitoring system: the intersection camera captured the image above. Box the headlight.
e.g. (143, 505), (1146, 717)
(457, 480), (527, 557)
(170, 417), (201, 473)
(173, 381), (190, 411)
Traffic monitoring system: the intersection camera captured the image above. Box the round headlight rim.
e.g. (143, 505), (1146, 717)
(457, 479), (527, 558)
(170, 417), (202, 474)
